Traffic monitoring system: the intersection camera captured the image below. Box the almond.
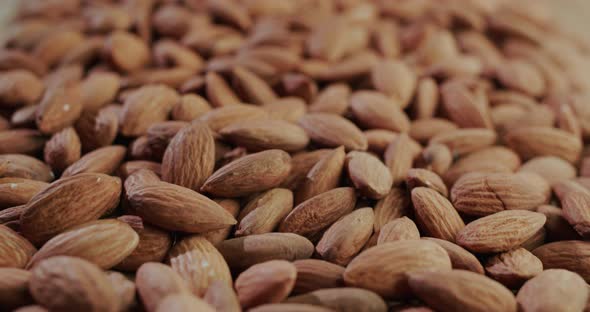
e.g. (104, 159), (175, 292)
(0, 268), (33, 310)
(349, 90), (410, 132)
(516, 269), (589, 312)
(220, 119), (310, 152)
(377, 217), (420, 244)
(371, 60), (416, 108)
(280, 187), (356, 239)
(414, 77), (439, 119)
(204, 280), (241, 312)
(203, 199), (241, 245)
(422, 237), (484, 274)
(0, 70), (44, 107)
(536, 205), (581, 242)
(346, 151), (393, 199)
(292, 259), (345, 295)
(406, 168), (448, 197)
(532, 240), (590, 282)
(115, 222), (172, 272)
(0, 225), (36, 268)
(249, 303), (333, 312)
(43, 127), (81, 173)
(408, 269), (517, 312)
(0, 178), (48, 209)
(309, 84), (350, 115)
(343, 240), (452, 298)
(171, 94), (211, 121)
(29, 256), (119, 312)
(316, 208), (374, 265)
(440, 80), (493, 129)
(201, 149), (291, 197)
(384, 133), (418, 186)
(299, 113), (368, 151)
(128, 181), (236, 233)
(561, 191), (590, 238)
(485, 248), (543, 288)
(409, 118), (458, 144)
(373, 187), (411, 231)
(364, 129), (398, 155)
(75, 107), (119, 153)
(80, 72), (120, 112)
(145, 121), (189, 161)
(161, 122), (215, 191)
(20, 173), (121, 246)
(218, 233), (314, 271)
(136, 262), (190, 312)
(62, 145), (127, 177)
(36, 82), (83, 135)
(205, 71), (241, 108)
(235, 260), (297, 309)
(26, 219), (139, 269)
(232, 66), (277, 105)
(103, 31), (149, 72)
(411, 187), (465, 241)
(295, 146), (345, 204)
(430, 128), (497, 156)
(237, 188), (293, 236)
(200, 105), (269, 132)
(263, 97), (307, 123)
(119, 85), (179, 137)
(0, 154), (53, 182)
(286, 287), (387, 312)
(280, 149), (331, 190)
(443, 146), (521, 186)
(456, 210), (547, 253)
(156, 294), (216, 312)
(168, 235), (232, 296)
(504, 126), (582, 163)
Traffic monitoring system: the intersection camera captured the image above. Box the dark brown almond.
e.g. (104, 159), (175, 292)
(43, 127), (81, 173)
(411, 187), (465, 241)
(0, 268), (33, 310)
(115, 223), (172, 272)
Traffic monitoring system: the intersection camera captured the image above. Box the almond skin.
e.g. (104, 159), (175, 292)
(199, 105), (269, 132)
(299, 113), (368, 151)
(504, 126), (582, 163)
(201, 149), (292, 197)
(0, 268), (33, 310)
(343, 240), (452, 298)
(136, 262), (190, 312)
(43, 127), (81, 173)
(516, 269), (589, 312)
(249, 303), (333, 312)
(237, 188), (293, 236)
(406, 168), (448, 197)
(422, 237), (484, 274)
(371, 60), (416, 108)
(532, 240), (590, 282)
(485, 248), (543, 288)
(309, 83), (350, 115)
(561, 191), (590, 238)
(26, 219), (139, 270)
(429, 128), (497, 156)
(373, 187), (411, 231)
(103, 31), (149, 72)
(346, 151), (393, 199)
(280, 149), (331, 190)
(168, 235), (232, 297)
(204, 280), (241, 312)
(20, 173), (122, 246)
(35, 82), (83, 135)
(377, 217), (420, 244)
(456, 210), (547, 253)
(295, 146), (345, 204)
(280, 187), (357, 239)
(384, 133), (418, 186)
(349, 90), (410, 132)
(0, 178), (48, 209)
(411, 187), (465, 241)
(0, 225), (36, 268)
(292, 259), (345, 295)
(235, 260), (297, 309)
(119, 84), (179, 137)
(220, 119), (310, 152)
(115, 222), (172, 272)
(161, 122), (215, 191)
(156, 294), (216, 312)
(316, 208), (375, 265)
(218, 233), (314, 271)
(62, 145), (127, 177)
(286, 287), (387, 312)
(408, 269), (517, 312)
(0, 130), (46, 156)
(128, 181), (237, 233)
(29, 256), (119, 312)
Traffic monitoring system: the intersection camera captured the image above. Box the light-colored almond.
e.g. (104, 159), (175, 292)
(299, 113), (368, 151)
(346, 151), (392, 199)
(516, 269), (589, 312)
(235, 260), (296, 309)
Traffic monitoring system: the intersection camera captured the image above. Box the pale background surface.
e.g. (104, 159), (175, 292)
(0, 0), (589, 40)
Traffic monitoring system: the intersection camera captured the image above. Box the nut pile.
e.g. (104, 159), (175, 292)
(2, 0), (590, 311)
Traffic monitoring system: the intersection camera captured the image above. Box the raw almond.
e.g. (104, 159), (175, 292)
(171, 94), (211, 121)
(516, 269), (589, 312)
(103, 31), (149, 72)
(115, 221), (172, 272)
(286, 287), (387, 312)
(295, 146), (345, 204)
(156, 294), (216, 312)
(119, 85), (179, 137)
(220, 119), (310, 152)
(0, 178), (48, 209)
(371, 60), (416, 108)
(561, 191), (590, 238)
(62, 145), (126, 177)
(532, 240), (590, 282)
(200, 105), (269, 132)
(411, 187), (465, 241)
(422, 237), (484, 274)
(456, 210), (547, 253)
(346, 151), (393, 199)
(205, 71), (241, 108)
(485, 248), (543, 288)
(136, 262), (190, 312)
(0, 225), (36, 268)
(377, 217), (420, 244)
(440, 80), (493, 129)
(237, 188), (293, 236)
(20, 173), (121, 246)
(364, 129), (398, 154)
(443, 146), (521, 186)
(309, 84), (350, 115)
(280, 149), (331, 190)
(203, 199), (241, 245)
(43, 127), (81, 173)
(384, 133), (417, 186)
(373, 187), (411, 231)
(430, 128), (497, 156)
(406, 168), (448, 197)
(504, 126), (582, 163)
(292, 259), (345, 295)
(35, 82), (83, 135)
(235, 260), (296, 309)
(299, 113), (368, 151)
(343, 240), (452, 298)
(202, 149), (291, 197)
(409, 118), (458, 144)
(0, 70), (44, 107)
(232, 66), (277, 105)
(0, 154), (53, 182)
(349, 90), (410, 132)
(0, 268), (33, 310)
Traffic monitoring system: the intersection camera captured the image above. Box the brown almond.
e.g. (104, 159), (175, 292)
(443, 146), (521, 186)
(457, 210), (547, 253)
(75, 107), (119, 152)
(80, 72), (120, 112)
(33, 30), (84, 67)
(516, 269), (589, 312)
(0, 225), (36, 268)
(103, 31), (149, 72)
(440, 80), (493, 129)
(309, 84), (350, 115)
(316, 208), (374, 265)
(350, 90), (410, 132)
(299, 113), (368, 151)
(156, 294), (216, 312)
(200, 105), (269, 132)
(346, 151), (393, 199)
(414, 77), (439, 119)
(263, 97), (307, 123)
(43, 127), (81, 173)
(408, 269), (517, 312)
(411, 187), (465, 241)
(36, 83), (83, 135)
(409, 118), (459, 144)
(364, 129), (398, 155)
(371, 60), (416, 109)
(20, 173), (121, 246)
(537, 205), (581, 242)
(0, 268), (33, 310)
(161, 122), (215, 191)
(377, 217), (420, 244)
(495, 59), (545, 97)
(220, 119), (310, 152)
(0, 70), (44, 107)
(343, 240), (452, 298)
(532, 241), (590, 282)
(171, 94), (211, 121)
(202, 149), (291, 197)
(280, 149), (331, 190)
(286, 288), (387, 312)
(136, 262), (190, 312)
(504, 126), (582, 163)
(237, 188), (293, 236)
(119, 85), (179, 137)
(232, 66), (277, 105)
(374, 187), (411, 231)
(292, 259), (345, 295)
(203, 199), (241, 246)
(62, 145), (126, 177)
(26, 219), (139, 270)
(115, 222), (172, 272)
(29, 256), (119, 312)
(0, 154), (53, 182)
(430, 128), (497, 156)
(205, 71), (241, 108)
(249, 303), (332, 312)
(280, 187), (356, 239)
(422, 237), (484, 274)
(0, 178), (48, 209)
(561, 191), (590, 238)
(128, 181), (236, 233)
(204, 280), (241, 312)
(218, 233), (314, 271)
(106, 271), (136, 312)
(420, 143), (453, 176)
(168, 235), (232, 296)
(485, 248), (543, 288)
(295, 146), (345, 204)
(406, 168), (448, 197)
(384, 133), (417, 186)
(145, 121), (189, 161)
(235, 260), (297, 309)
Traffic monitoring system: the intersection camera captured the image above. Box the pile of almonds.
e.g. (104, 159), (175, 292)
(2, 0), (590, 311)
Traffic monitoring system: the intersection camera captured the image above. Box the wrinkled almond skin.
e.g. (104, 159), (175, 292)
(0, 268), (33, 310)
(457, 210), (547, 253)
(286, 287), (387, 312)
(136, 262), (190, 312)
(346, 151), (393, 199)
(235, 260), (297, 309)
(516, 269), (589, 312)
(350, 91), (410, 133)
(485, 248), (543, 289)
(532, 240), (590, 282)
(561, 191), (590, 238)
(422, 237), (484, 274)
(237, 188), (293, 236)
(504, 126), (582, 164)
(202, 149), (292, 197)
(408, 270), (517, 312)
(168, 235), (232, 297)
(292, 259), (345, 295)
(374, 187), (411, 231)
(378, 217), (420, 244)
(411, 187), (465, 242)
(0, 225), (36, 269)
(26, 219), (139, 270)
(119, 85), (179, 137)
(20, 173), (122, 246)
(220, 119), (310, 152)
(344, 240), (452, 298)
(29, 256), (119, 312)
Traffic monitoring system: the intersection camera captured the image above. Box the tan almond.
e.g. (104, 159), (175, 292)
(43, 127), (81, 173)
(440, 80), (493, 129)
(205, 71), (241, 108)
(263, 97), (307, 123)
(119, 85), (179, 137)
(295, 146), (345, 204)
(136, 262), (190, 312)
(414, 77), (439, 119)
(0, 154), (53, 182)
(409, 118), (458, 144)
(292, 259), (345, 295)
(26, 219), (139, 270)
(373, 187), (411, 231)
(105, 271), (136, 312)
(343, 240), (452, 298)
(406, 168), (448, 197)
(532, 241), (590, 282)
(485, 248), (543, 288)
(316, 208), (374, 265)
(516, 269), (589, 312)
(0, 225), (36, 269)
(286, 288), (387, 312)
(156, 294), (216, 312)
(20, 173), (121, 246)
(364, 129), (398, 155)
(443, 146), (521, 186)
(232, 66), (277, 105)
(422, 237), (484, 274)
(103, 31), (149, 72)
(408, 269), (517, 312)
(456, 210), (547, 253)
(0, 70), (44, 107)
(200, 105), (269, 132)
(377, 217), (420, 244)
(36, 82), (83, 135)
(237, 188), (293, 236)
(280, 187), (356, 239)
(384, 133), (417, 186)
(346, 151), (392, 199)
(280, 149), (331, 190)
(0, 178), (48, 209)
(168, 235), (232, 296)
(202, 149), (291, 197)
(218, 233), (314, 271)
(220, 119), (310, 152)
(0, 268), (33, 310)
(62, 145), (126, 177)
(204, 280), (241, 312)
(430, 128), (497, 156)
(235, 260), (297, 309)
(309, 84), (350, 115)
(504, 126), (582, 163)
(128, 181), (236, 233)
(420, 143), (453, 176)
(171, 94), (211, 121)
(371, 60), (416, 108)
(299, 113), (368, 151)
(411, 187), (465, 241)
(349, 90), (410, 132)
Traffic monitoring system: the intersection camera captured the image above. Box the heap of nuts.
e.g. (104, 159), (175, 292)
(2, 0), (590, 311)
